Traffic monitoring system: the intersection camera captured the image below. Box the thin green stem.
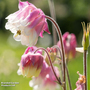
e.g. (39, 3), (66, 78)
(46, 15), (66, 90)
(83, 50), (87, 90)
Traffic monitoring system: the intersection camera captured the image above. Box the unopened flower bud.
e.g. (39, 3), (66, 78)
(82, 22), (90, 50)
(44, 47), (57, 65)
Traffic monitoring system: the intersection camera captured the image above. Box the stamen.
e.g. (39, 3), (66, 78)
(17, 30), (21, 35)
(15, 30), (21, 37)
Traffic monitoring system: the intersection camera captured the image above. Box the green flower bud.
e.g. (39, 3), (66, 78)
(44, 47), (57, 66)
(82, 22), (90, 50)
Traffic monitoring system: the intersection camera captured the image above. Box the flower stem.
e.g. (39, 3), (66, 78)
(65, 64), (72, 90)
(34, 47), (62, 85)
(53, 45), (72, 90)
(83, 50), (87, 90)
(46, 15), (66, 90)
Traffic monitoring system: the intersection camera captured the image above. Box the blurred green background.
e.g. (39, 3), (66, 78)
(0, 0), (90, 90)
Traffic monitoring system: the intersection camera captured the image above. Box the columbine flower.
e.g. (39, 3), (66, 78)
(5, 0), (50, 46)
(57, 32), (77, 59)
(44, 47), (57, 65)
(29, 61), (60, 90)
(18, 52), (44, 78)
(75, 71), (86, 90)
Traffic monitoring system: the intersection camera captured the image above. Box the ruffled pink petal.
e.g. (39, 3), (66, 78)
(21, 9), (40, 26)
(39, 30), (44, 38)
(19, 0), (36, 10)
(29, 15), (45, 29)
(62, 32), (69, 40)
(24, 15), (45, 36)
(35, 21), (45, 36)
(43, 21), (50, 34)
(28, 9), (40, 21)
(17, 6), (31, 20)
(19, 0), (30, 10)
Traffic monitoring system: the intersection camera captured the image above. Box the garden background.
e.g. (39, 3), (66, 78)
(0, 0), (90, 90)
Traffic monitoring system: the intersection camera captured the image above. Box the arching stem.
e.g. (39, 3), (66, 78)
(46, 15), (66, 90)
(34, 47), (63, 86)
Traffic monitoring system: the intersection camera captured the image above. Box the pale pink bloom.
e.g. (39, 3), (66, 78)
(75, 71), (86, 90)
(29, 61), (60, 90)
(5, 0), (50, 46)
(57, 32), (77, 59)
(18, 52), (44, 78)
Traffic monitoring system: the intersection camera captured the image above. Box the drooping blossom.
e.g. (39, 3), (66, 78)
(75, 71), (86, 90)
(44, 47), (57, 65)
(17, 46), (44, 78)
(5, 0), (50, 46)
(29, 61), (60, 90)
(57, 32), (77, 59)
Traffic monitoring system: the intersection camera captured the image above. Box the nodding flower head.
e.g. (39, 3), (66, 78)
(57, 32), (77, 59)
(44, 47), (57, 65)
(5, 0), (50, 46)
(18, 52), (44, 78)
(29, 61), (60, 90)
(75, 71), (86, 90)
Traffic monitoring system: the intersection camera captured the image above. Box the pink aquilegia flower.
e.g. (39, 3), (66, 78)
(75, 71), (86, 90)
(17, 46), (42, 76)
(5, 0), (50, 46)
(57, 32), (77, 59)
(29, 61), (60, 90)
(18, 52), (44, 78)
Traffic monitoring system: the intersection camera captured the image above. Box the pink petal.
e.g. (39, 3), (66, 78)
(62, 32), (69, 40)
(28, 9), (40, 21)
(35, 21), (45, 36)
(22, 9), (40, 25)
(39, 30), (44, 38)
(19, 0), (30, 10)
(24, 15), (45, 36)
(19, 0), (36, 10)
(29, 15), (45, 29)
(43, 21), (50, 34)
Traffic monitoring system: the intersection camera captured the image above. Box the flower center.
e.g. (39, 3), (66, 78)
(17, 30), (21, 35)
(15, 30), (21, 37)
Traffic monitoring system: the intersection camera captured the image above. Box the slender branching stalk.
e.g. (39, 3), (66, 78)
(48, 0), (57, 44)
(53, 45), (72, 90)
(45, 15), (66, 90)
(34, 47), (63, 86)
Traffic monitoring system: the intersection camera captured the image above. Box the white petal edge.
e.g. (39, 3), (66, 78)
(17, 69), (22, 75)
(76, 47), (84, 53)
